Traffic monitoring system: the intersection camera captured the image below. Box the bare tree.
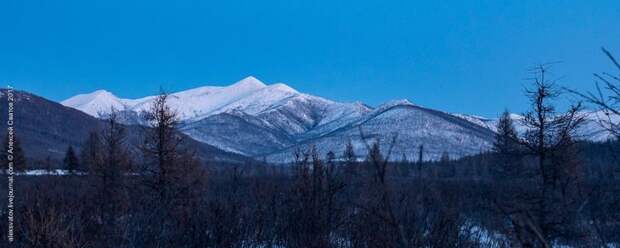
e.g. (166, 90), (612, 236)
(97, 109), (129, 246)
(498, 65), (586, 247)
(141, 92), (184, 200)
(138, 91), (207, 246)
(571, 48), (620, 138)
(356, 127), (411, 248)
(284, 146), (346, 247)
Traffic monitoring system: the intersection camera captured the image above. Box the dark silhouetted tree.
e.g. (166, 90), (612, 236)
(440, 151), (450, 163)
(492, 110), (521, 177)
(493, 110), (519, 154)
(416, 144), (424, 177)
(141, 92), (183, 199)
(139, 91), (207, 246)
(1, 131), (27, 171)
(342, 139), (357, 178)
(343, 139), (356, 165)
(89, 109), (131, 246)
(63, 145), (79, 174)
(80, 131), (102, 173)
(498, 65), (586, 247)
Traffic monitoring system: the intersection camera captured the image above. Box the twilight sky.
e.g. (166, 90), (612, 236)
(1, 0), (619, 117)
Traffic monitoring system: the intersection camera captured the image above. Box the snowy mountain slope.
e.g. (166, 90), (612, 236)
(179, 111), (296, 156)
(173, 84), (372, 153)
(265, 101), (495, 163)
(454, 111), (617, 142)
(452, 114), (497, 131)
(63, 76), (372, 143)
(578, 110), (619, 141)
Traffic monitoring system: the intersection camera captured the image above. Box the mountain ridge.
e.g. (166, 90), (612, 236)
(60, 77), (616, 163)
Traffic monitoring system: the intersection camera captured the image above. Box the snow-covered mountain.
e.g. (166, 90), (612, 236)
(62, 76), (615, 163)
(0, 89), (249, 164)
(63, 77), (374, 157)
(455, 111), (617, 142)
(63, 76), (270, 120)
(266, 100), (495, 162)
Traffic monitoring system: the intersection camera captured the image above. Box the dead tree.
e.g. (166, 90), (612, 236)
(139, 91), (207, 246)
(498, 65), (586, 247)
(356, 127), (411, 248)
(141, 92), (184, 200)
(90, 109), (131, 246)
(285, 147), (346, 248)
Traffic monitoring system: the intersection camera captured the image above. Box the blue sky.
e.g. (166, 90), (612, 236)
(1, 0), (618, 117)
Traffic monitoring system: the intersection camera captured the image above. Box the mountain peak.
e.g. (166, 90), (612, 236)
(61, 89), (125, 117)
(92, 89), (112, 94)
(379, 99), (414, 108)
(231, 76), (267, 89)
(62, 89), (119, 105)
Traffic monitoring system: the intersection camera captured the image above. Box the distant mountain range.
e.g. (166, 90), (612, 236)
(0, 89), (250, 167)
(60, 77), (616, 163)
(0, 77), (612, 166)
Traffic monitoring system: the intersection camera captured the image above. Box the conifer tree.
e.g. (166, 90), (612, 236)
(439, 151), (450, 163)
(341, 139), (357, 177)
(63, 145), (79, 174)
(1, 131), (27, 171)
(492, 110), (521, 177)
(493, 110), (520, 154)
(343, 139), (356, 165)
(416, 144), (424, 177)
(80, 131), (102, 173)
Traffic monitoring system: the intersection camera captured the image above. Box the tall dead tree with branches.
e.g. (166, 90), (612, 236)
(94, 109), (131, 246)
(138, 91), (207, 246)
(496, 65), (586, 247)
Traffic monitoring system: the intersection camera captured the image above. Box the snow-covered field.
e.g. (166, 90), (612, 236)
(1, 169), (84, 176)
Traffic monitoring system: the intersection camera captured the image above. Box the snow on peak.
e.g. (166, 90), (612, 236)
(91, 89), (112, 95)
(61, 89), (126, 117)
(207, 81), (303, 116)
(67, 89), (116, 102)
(62, 77), (311, 120)
(376, 99), (415, 110)
(138, 76), (269, 120)
(231, 76), (267, 89)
